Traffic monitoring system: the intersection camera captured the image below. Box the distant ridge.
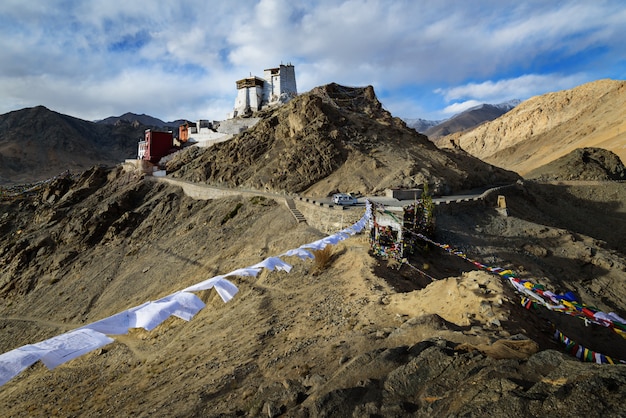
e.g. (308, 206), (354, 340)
(96, 112), (186, 129)
(403, 117), (444, 133)
(425, 101), (519, 139)
(404, 100), (519, 138)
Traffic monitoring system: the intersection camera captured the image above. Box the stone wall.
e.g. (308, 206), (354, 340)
(292, 197), (362, 234)
(217, 117), (260, 135)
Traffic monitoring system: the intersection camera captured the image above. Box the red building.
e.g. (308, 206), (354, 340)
(140, 129), (174, 164)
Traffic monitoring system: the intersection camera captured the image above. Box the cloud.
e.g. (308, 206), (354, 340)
(436, 73), (589, 105)
(442, 100), (483, 115)
(0, 0), (624, 121)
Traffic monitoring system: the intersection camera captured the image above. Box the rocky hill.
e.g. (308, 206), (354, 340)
(166, 84), (519, 197)
(525, 147), (626, 181)
(0, 106), (143, 185)
(438, 79), (626, 176)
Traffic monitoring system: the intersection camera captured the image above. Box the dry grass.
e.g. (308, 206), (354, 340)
(311, 245), (334, 274)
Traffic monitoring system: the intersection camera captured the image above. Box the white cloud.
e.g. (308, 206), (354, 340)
(0, 0), (625, 121)
(437, 73), (590, 105)
(442, 100), (483, 115)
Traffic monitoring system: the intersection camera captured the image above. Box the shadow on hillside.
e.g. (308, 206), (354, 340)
(154, 242), (203, 267)
(371, 245), (483, 293)
(505, 182), (626, 253)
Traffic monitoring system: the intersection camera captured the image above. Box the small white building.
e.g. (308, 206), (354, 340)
(178, 118), (262, 148)
(230, 64), (297, 118)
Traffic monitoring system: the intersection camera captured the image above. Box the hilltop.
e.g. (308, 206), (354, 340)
(166, 84), (519, 197)
(438, 79), (626, 176)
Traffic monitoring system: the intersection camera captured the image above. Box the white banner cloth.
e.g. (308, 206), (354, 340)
(26, 328), (114, 369)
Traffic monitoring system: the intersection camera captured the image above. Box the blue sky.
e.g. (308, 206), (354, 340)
(0, 0), (624, 122)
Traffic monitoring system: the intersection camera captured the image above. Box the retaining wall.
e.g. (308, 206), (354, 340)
(292, 197), (362, 233)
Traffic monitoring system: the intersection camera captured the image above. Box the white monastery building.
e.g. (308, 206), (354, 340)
(175, 63), (297, 149)
(230, 63), (297, 118)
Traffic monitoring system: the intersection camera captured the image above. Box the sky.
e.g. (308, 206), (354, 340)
(0, 0), (625, 123)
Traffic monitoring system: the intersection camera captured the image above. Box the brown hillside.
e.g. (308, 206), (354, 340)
(166, 84), (519, 197)
(0, 106), (147, 185)
(1, 167), (626, 416)
(1, 84), (626, 416)
(440, 79), (626, 176)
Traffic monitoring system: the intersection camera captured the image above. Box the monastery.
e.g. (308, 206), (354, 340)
(137, 63), (298, 165)
(230, 63), (297, 118)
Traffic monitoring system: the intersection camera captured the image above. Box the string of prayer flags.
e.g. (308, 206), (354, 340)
(407, 229), (626, 340)
(0, 200), (374, 387)
(369, 202), (626, 364)
(553, 328), (626, 365)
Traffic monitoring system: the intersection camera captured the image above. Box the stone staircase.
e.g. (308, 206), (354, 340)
(285, 198), (307, 223)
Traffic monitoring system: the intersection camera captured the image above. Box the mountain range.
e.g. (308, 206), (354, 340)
(0, 106), (143, 184)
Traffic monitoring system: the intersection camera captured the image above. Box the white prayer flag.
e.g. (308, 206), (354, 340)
(182, 276), (239, 302)
(281, 248), (314, 260)
(223, 267), (262, 278)
(182, 276), (226, 293)
(212, 278), (239, 303)
(249, 257), (292, 273)
(300, 239), (327, 251)
(133, 292), (205, 331)
(29, 328), (114, 369)
(82, 302), (151, 335)
(0, 348), (45, 386)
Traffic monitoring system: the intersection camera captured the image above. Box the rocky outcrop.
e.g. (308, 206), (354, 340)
(166, 84), (519, 197)
(291, 342), (626, 417)
(525, 147), (626, 181)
